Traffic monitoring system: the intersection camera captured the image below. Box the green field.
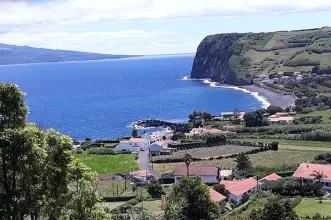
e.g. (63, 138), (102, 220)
(153, 149), (325, 174)
(234, 138), (331, 151)
(134, 201), (162, 214)
(295, 199), (331, 217)
(275, 65), (314, 72)
(74, 154), (139, 174)
(297, 109), (331, 123)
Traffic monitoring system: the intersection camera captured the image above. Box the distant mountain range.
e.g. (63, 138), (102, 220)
(0, 43), (138, 65)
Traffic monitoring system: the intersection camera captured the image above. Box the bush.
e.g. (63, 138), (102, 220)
(240, 194), (250, 204)
(76, 148), (83, 154)
(87, 147), (115, 155)
(271, 141), (279, 151)
(146, 180), (165, 198)
(290, 196), (302, 208)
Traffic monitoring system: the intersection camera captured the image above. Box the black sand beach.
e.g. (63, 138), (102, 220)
(242, 85), (296, 108)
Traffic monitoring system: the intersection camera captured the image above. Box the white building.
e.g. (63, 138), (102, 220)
(293, 163), (331, 190)
(190, 128), (208, 135)
(221, 178), (258, 205)
(115, 137), (150, 152)
(173, 166), (220, 183)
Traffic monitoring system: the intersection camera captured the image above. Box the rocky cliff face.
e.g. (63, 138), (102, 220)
(191, 33), (249, 86)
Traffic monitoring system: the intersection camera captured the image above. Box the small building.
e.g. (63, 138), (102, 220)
(293, 163), (331, 190)
(205, 128), (223, 135)
(190, 127), (208, 135)
(296, 75), (303, 82)
(221, 178), (258, 205)
(115, 137), (150, 152)
(173, 166), (220, 183)
(220, 112), (234, 118)
(97, 174), (123, 181)
(259, 173), (282, 185)
(150, 140), (174, 153)
(209, 188), (227, 212)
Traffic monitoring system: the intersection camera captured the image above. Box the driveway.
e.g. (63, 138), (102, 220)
(138, 150), (160, 179)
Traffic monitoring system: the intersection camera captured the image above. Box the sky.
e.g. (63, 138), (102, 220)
(1, 0), (331, 55)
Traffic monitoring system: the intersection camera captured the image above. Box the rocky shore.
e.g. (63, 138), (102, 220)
(133, 119), (190, 133)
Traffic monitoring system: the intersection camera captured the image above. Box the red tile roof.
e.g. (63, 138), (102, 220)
(130, 170), (151, 177)
(293, 163), (331, 181)
(129, 138), (146, 143)
(174, 166), (218, 176)
(261, 173), (282, 181)
(209, 188), (227, 203)
(220, 178), (257, 197)
(206, 128), (223, 134)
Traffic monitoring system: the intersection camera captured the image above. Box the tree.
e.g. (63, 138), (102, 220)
(132, 128), (138, 137)
(310, 171), (327, 183)
(250, 197), (298, 220)
(165, 176), (220, 220)
(202, 111), (212, 121)
(183, 154), (193, 177)
(147, 180), (165, 198)
(213, 184), (229, 197)
(0, 83), (110, 219)
(243, 111), (264, 127)
(266, 106), (283, 115)
(294, 105), (304, 113)
(171, 132), (185, 141)
(285, 106), (291, 113)
(235, 153), (252, 171)
(271, 141), (279, 151)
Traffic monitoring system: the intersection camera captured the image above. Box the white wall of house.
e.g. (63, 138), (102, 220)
(229, 187), (256, 205)
(174, 175), (218, 183)
(131, 141), (149, 151)
(302, 178), (331, 190)
(115, 139), (150, 152)
(115, 142), (131, 152)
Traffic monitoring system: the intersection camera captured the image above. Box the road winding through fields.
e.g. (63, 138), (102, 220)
(138, 151), (160, 179)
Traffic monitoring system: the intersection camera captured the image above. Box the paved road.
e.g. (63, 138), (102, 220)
(138, 150), (160, 179)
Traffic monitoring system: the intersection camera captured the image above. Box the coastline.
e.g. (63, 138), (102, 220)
(183, 76), (296, 109)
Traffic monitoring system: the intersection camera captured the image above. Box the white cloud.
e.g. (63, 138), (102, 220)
(0, 29), (198, 55)
(0, 0), (331, 25)
(0, 0), (331, 54)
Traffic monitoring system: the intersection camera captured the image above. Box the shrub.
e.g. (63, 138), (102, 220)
(146, 180), (165, 198)
(290, 196), (302, 208)
(76, 148), (83, 154)
(87, 147), (115, 155)
(240, 194), (250, 204)
(271, 142), (279, 151)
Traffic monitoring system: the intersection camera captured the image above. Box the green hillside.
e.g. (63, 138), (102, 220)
(191, 27), (331, 85)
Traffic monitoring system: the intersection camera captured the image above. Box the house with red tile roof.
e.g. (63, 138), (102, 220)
(293, 163), (331, 190)
(220, 178), (258, 205)
(259, 173), (282, 185)
(174, 166), (220, 183)
(115, 137), (150, 152)
(209, 188), (227, 212)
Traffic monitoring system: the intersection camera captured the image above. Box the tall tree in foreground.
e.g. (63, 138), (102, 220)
(165, 176), (220, 220)
(183, 153), (193, 177)
(0, 83), (111, 219)
(132, 128), (138, 137)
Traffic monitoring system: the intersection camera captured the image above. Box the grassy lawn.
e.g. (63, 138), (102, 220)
(134, 200), (162, 214)
(153, 149), (325, 174)
(295, 199), (331, 217)
(74, 154), (139, 174)
(297, 109), (331, 123)
(97, 202), (125, 211)
(233, 138), (331, 152)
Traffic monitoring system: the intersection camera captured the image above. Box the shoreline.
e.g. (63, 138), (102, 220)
(183, 76), (296, 109)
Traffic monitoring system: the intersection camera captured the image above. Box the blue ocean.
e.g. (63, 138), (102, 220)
(0, 55), (263, 140)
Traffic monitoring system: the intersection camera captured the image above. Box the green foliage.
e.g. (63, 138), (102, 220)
(266, 106), (284, 115)
(165, 176), (221, 220)
(132, 128), (138, 137)
(290, 196), (302, 208)
(146, 180), (165, 198)
(0, 83), (110, 219)
(240, 194), (250, 204)
(271, 141), (279, 151)
(235, 153), (252, 171)
(283, 58), (320, 67)
(213, 184), (230, 197)
(88, 147), (115, 155)
(250, 197), (299, 220)
(314, 153), (331, 164)
(171, 132), (185, 141)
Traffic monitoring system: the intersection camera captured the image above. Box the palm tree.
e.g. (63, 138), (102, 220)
(183, 154), (193, 177)
(310, 171), (327, 183)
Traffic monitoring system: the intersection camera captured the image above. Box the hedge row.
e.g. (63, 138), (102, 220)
(102, 196), (136, 202)
(87, 147), (115, 155)
(290, 196), (302, 208)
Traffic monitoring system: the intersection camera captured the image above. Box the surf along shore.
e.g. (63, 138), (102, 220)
(183, 76), (296, 109)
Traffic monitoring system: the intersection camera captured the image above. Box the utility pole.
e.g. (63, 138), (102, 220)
(141, 186), (144, 219)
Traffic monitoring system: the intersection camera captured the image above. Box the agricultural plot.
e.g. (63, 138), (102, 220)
(153, 149), (326, 174)
(151, 145), (256, 161)
(295, 199), (331, 217)
(297, 109), (331, 123)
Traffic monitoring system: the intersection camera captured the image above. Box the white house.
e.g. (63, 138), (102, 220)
(190, 127), (208, 135)
(115, 137), (150, 152)
(173, 166), (220, 183)
(150, 141), (165, 153)
(221, 178), (258, 205)
(293, 163), (331, 190)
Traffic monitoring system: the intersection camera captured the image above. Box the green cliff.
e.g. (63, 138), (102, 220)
(191, 27), (331, 85)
